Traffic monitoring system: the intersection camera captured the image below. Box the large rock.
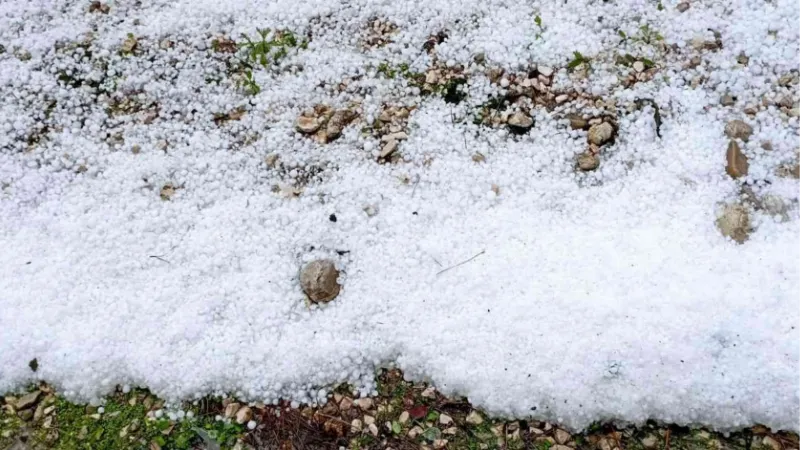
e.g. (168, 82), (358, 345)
(587, 122), (614, 146)
(716, 204), (750, 244)
(300, 260), (341, 303)
(724, 119), (753, 141)
(725, 140), (748, 178)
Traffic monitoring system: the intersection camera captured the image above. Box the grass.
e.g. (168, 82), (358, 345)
(231, 28), (309, 95)
(2, 373), (796, 450)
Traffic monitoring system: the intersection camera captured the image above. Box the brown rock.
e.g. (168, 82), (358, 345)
(776, 163), (800, 179)
(300, 260), (341, 303)
(726, 140), (749, 178)
(235, 406), (252, 424)
(554, 429), (571, 444)
(724, 119), (753, 141)
(588, 122), (614, 146)
(577, 152), (600, 171)
(567, 114), (588, 130)
(325, 109), (357, 141)
(762, 436), (782, 450)
(716, 204), (750, 244)
(295, 116), (321, 134)
(677, 2), (690, 12)
(507, 112), (533, 133)
(160, 184), (175, 201)
(720, 95), (735, 106)
(223, 402), (240, 419)
(15, 391), (41, 410)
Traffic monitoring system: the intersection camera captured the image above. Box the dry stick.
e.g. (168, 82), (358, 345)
(149, 255), (171, 264)
(664, 428), (671, 450)
(436, 250), (486, 276)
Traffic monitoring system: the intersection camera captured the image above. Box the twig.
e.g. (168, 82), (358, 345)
(665, 428), (671, 450)
(149, 255), (171, 264)
(436, 250), (485, 276)
(431, 256), (443, 267)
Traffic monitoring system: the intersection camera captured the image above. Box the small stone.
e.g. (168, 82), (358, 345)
(265, 153), (280, 168)
(677, 2), (690, 12)
(554, 429), (571, 444)
(737, 53), (749, 65)
(724, 120), (753, 141)
(350, 419), (362, 432)
(339, 396), (354, 411)
(472, 152), (486, 163)
(421, 387), (436, 398)
(632, 61), (645, 73)
(381, 131), (409, 142)
(354, 397), (374, 410)
(15, 391), (41, 410)
(507, 112), (533, 133)
(760, 141), (773, 151)
(687, 56), (702, 69)
(433, 438), (448, 449)
(776, 163), (800, 179)
(223, 402), (240, 419)
(577, 152), (600, 171)
(18, 409), (34, 421)
(363, 204), (378, 217)
(425, 70), (440, 85)
(300, 259), (341, 303)
(363, 415), (376, 425)
(379, 140), (398, 160)
(555, 94), (570, 104)
(567, 114), (588, 130)
(538, 66), (554, 77)
(408, 426), (424, 438)
(588, 122), (614, 146)
(443, 427), (458, 435)
(743, 105), (758, 115)
(295, 116), (321, 134)
(725, 140), (749, 179)
(121, 34), (138, 54)
(762, 436), (781, 450)
(641, 435), (659, 448)
(160, 184), (175, 201)
(716, 204), (750, 244)
(235, 406), (252, 424)
(720, 95), (735, 106)
(465, 411), (484, 425)
(439, 414), (453, 425)
(760, 195), (787, 218)
(368, 423), (379, 436)
(399, 411), (410, 424)
(775, 95), (794, 109)
(326, 109), (357, 141)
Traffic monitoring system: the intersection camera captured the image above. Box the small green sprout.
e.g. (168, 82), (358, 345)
(567, 51), (591, 72)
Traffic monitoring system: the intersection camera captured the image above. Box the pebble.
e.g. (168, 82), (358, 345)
(299, 259), (341, 303)
(14, 391), (41, 410)
(439, 413), (453, 425)
(760, 195), (787, 218)
(465, 410), (484, 425)
(724, 119), (753, 141)
(353, 397), (374, 410)
(555, 94), (570, 104)
(720, 95), (735, 106)
(507, 112), (534, 133)
(725, 140), (748, 179)
(587, 122), (614, 146)
(762, 436), (782, 450)
(325, 109), (357, 141)
(160, 184), (175, 201)
(398, 411), (410, 424)
(555, 429), (571, 444)
(633, 61), (645, 73)
(567, 114), (588, 130)
(351, 419), (362, 432)
(677, 2), (690, 12)
(577, 152), (600, 171)
(235, 406), (252, 424)
(642, 435), (659, 448)
(295, 116), (320, 134)
(379, 140), (398, 160)
(538, 66), (554, 77)
(716, 204), (750, 244)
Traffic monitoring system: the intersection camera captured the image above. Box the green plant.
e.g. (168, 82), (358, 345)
(637, 24), (664, 44)
(237, 70), (261, 95)
(377, 62), (397, 78)
(567, 51), (591, 72)
(240, 29), (300, 68)
(534, 15), (544, 39)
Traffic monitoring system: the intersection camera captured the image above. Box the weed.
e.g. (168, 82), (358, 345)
(567, 51), (591, 72)
(234, 28), (307, 94)
(377, 62), (397, 78)
(636, 24), (664, 45)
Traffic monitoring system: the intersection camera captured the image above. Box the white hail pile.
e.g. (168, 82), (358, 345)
(0, 0), (798, 432)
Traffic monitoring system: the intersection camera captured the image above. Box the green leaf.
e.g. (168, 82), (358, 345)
(618, 30), (627, 39)
(534, 15), (542, 28)
(641, 57), (655, 68)
(422, 427), (441, 442)
(426, 410), (440, 422)
(391, 421), (401, 434)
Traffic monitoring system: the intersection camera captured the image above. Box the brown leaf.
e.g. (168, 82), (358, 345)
(409, 405), (428, 420)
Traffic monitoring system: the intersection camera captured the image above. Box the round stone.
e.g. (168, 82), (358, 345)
(588, 122), (614, 146)
(577, 152), (600, 171)
(300, 259), (341, 303)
